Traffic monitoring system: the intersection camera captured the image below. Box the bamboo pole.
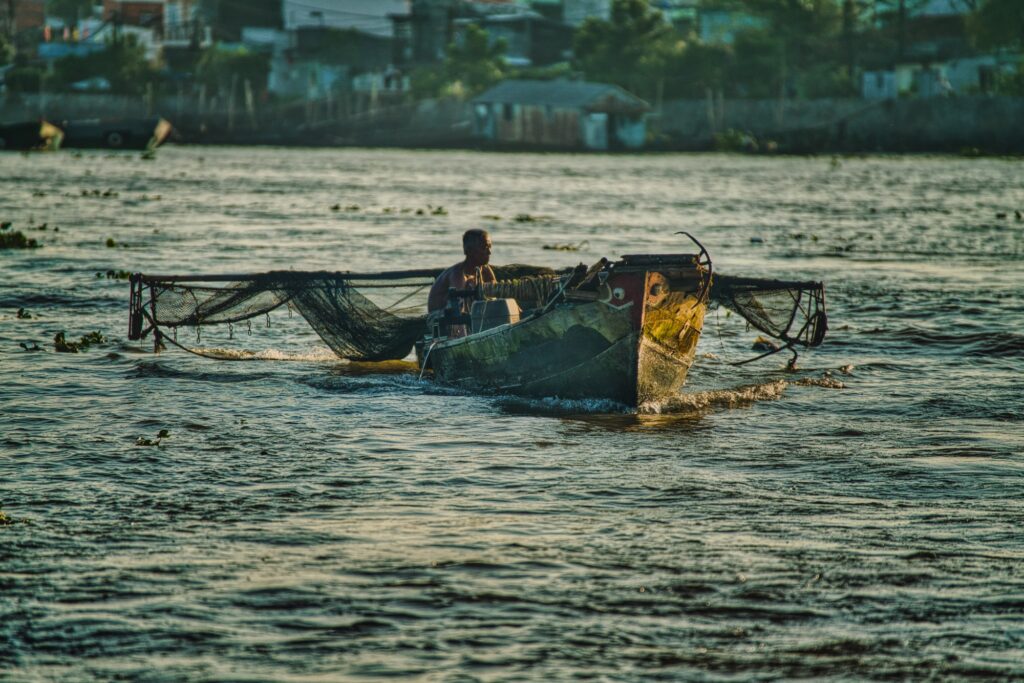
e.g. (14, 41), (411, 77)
(228, 73), (238, 132)
(244, 78), (256, 130)
(137, 268), (445, 284)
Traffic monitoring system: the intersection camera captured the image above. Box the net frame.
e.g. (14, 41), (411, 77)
(709, 274), (828, 349)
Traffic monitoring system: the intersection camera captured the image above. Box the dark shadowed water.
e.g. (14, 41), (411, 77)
(2, 148), (1023, 681)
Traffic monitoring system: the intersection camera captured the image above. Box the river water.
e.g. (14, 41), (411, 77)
(2, 148), (1022, 681)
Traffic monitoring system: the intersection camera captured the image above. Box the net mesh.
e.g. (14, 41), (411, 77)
(134, 268), (827, 362)
(137, 266), (564, 362)
(709, 274), (828, 347)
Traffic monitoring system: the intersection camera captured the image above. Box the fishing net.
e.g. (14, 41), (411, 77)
(709, 274), (828, 348)
(130, 266), (826, 363)
(130, 265), (564, 361)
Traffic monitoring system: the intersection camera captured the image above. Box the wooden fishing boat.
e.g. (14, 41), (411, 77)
(417, 251), (711, 406)
(0, 120), (63, 151)
(126, 236), (827, 408)
(60, 117), (172, 151)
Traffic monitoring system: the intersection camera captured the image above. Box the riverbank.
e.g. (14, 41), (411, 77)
(3, 92), (1024, 154)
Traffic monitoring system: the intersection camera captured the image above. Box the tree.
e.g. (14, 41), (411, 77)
(45, 0), (93, 26)
(573, 0), (681, 99)
(412, 24), (507, 100)
(443, 23), (506, 97)
(663, 42), (732, 98)
(195, 47), (270, 95)
(0, 33), (13, 66)
(968, 0), (1024, 51)
(51, 34), (156, 94)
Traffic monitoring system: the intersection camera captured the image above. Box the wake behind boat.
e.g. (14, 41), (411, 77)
(127, 238), (827, 407)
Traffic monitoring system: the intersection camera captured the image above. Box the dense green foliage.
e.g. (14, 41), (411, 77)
(195, 47), (271, 94)
(4, 66), (44, 93)
(562, 0), (1023, 101)
(968, 0), (1024, 51)
(0, 34), (14, 66)
(7, 0), (1022, 103)
(412, 24), (507, 99)
(45, 0), (93, 26)
(574, 0), (681, 97)
(50, 36), (156, 94)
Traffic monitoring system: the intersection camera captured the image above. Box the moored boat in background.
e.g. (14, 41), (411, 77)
(0, 120), (63, 151)
(60, 117), (172, 151)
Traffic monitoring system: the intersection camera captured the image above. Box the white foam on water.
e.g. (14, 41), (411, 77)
(640, 379), (789, 414)
(188, 346), (339, 362)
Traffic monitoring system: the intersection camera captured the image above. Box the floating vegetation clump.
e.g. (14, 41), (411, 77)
(79, 188), (119, 198)
(0, 506), (30, 526)
(0, 226), (40, 249)
(136, 429), (169, 447)
(97, 270), (132, 280)
(543, 240), (588, 252)
(54, 330), (105, 353)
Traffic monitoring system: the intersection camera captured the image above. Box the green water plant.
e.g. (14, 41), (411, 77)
(135, 429), (170, 447)
(54, 330), (105, 353)
(543, 240), (589, 252)
(96, 270), (132, 280)
(16, 308), (31, 319)
(0, 230), (40, 249)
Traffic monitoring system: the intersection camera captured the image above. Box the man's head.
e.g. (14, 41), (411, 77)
(462, 229), (492, 268)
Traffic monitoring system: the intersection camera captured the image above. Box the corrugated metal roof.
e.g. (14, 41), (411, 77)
(472, 79), (649, 111)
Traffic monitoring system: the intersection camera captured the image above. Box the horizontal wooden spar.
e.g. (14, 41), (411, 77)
(135, 268), (444, 284)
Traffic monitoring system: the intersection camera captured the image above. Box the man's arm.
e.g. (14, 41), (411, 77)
(427, 267), (452, 312)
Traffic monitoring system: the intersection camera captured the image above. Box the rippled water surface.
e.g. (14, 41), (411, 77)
(2, 148), (1023, 681)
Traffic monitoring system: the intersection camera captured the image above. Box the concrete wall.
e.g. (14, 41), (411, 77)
(657, 97), (1024, 153)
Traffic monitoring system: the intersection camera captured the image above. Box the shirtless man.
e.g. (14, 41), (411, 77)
(427, 228), (497, 313)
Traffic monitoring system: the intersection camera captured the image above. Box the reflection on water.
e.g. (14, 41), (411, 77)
(1, 148), (1022, 680)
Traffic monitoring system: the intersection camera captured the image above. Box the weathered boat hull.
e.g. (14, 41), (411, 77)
(422, 259), (708, 407)
(0, 121), (63, 151)
(61, 117), (172, 150)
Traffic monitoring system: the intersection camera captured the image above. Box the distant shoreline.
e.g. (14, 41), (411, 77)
(5, 93), (1024, 156)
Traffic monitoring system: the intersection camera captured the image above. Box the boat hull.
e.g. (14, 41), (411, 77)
(423, 263), (708, 407)
(0, 121), (63, 151)
(61, 117), (172, 150)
